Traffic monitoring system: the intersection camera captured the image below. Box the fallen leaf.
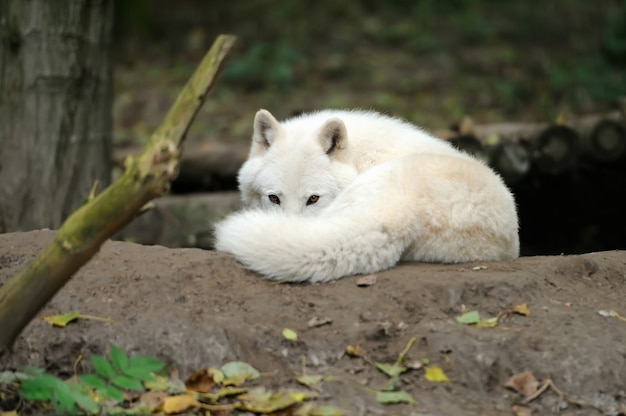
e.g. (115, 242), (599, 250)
(375, 390), (414, 404)
(345, 344), (366, 358)
(504, 371), (540, 397)
(162, 394), (201, 414)
(296, 374), (323, 387)
(220, 361), (260, 381)
(374, 362), (406, 378)
(381, 375), (400, 392)
(198, 386), (248, 403)
(143, 375), (169, 392)
(222, 373), (250, 387)
(510, 303), (530, 316)
(471, 265), (488, 271)
(307, 316), (332, 328)
(139, 391), (167, 411)
(43, 311), (80, 327)
(282, 328), (299, 341)
(455, 310), (480, 325)
(356, 274), (377, 286)
(42, 311), (113, 327)
(424, 366), (449, 382)
(237, 387), (316, 413)
(512, 404), (532, 416)
(294, 403), (344, 416)
(476, 316), (500, 328)
(598, 309), (626, 322)
(185, 368), (217, 393)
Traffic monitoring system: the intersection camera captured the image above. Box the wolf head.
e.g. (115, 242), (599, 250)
(238, 110), (358, 215)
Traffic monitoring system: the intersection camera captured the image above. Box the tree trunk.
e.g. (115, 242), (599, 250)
(0, 0), (113, 232)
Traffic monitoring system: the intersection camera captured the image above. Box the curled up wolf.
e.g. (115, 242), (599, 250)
(215, 109), (519, 283)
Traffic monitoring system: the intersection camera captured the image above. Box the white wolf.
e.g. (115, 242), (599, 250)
(215, 109), (519, 282)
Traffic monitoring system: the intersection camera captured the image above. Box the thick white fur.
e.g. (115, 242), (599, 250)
(215, 109), (519, 282)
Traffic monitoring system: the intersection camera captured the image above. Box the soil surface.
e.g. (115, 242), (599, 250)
(1, 230), (625, 415)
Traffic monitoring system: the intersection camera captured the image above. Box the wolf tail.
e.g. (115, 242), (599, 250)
(214, 210), (403, 283)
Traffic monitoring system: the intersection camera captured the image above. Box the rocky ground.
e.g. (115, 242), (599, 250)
(1, 230), (625, 415)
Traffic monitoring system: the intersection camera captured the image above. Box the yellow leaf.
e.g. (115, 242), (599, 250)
(222, 373), (249, 387)
(43, 311), (80, 327)
(282, 328), (298, 341)
(162, 394), (201, 414)
(1, 411), (19, 416)
(238, 387), (316, 413)
(476, 316), (500, 328)
(144, 375), (170, 392)
(510, 303), (530, 316)
(345, 344), (366, 357)
(424, 366), (449, 382)
(43, 311), (113, 327)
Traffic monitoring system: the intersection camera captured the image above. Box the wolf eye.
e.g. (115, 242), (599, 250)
(306, 195), (319, 205)
(268, 194), (280, 205)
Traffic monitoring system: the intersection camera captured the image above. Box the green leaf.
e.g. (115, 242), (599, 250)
(19, 374), (60, 401)
(91, 355), (117, 379)
(123, 355), (165, 380)
(374, 362), (406, 377)
(455, 310), (481, 325)
(282, 328), (298, 341)
(295, 374), (323, 387)
(111, 375), (144, 391)
(43, 311), (81, 327)
(97, 385), (124, 402)
(122, 366), (155, 382)
(220, 361), (260, 380)
(67, 384), (100, 413)
(375, 390), (414, 404)
(128, 355), (165, 373)
(381, 375), (400, 392)
(79, 374), (107, 389)
(52, 382), (78, 413)
(110, 345), (130, 372)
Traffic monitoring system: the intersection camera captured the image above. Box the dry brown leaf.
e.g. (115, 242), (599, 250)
(504, 371), (540, 397)
(512, 404), (532, 416)
(185, 368), (216, 393)
(139, 391), (167, 412)
(356, 274), (377, 287)
(510, 303), (530, 316)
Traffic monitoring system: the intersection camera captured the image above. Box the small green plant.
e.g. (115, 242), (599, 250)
(79, 345), (165, 402)
(16, 345), (165, 414)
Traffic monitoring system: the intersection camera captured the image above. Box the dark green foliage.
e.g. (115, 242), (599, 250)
(17, 345), (166, 414)
(221, 43), (305, 90)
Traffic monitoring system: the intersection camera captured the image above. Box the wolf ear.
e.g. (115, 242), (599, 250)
(318, 118), (348, 158)
(251, 109), (282, 157)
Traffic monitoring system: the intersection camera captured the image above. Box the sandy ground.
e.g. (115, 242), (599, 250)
(1, 230), (625, 415)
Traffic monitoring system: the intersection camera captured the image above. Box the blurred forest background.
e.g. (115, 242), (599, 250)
(112, 0), (626, 146)
(110, 0), (626, 255)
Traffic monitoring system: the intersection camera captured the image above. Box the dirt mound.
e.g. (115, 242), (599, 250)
(1, 230), (625, 415)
